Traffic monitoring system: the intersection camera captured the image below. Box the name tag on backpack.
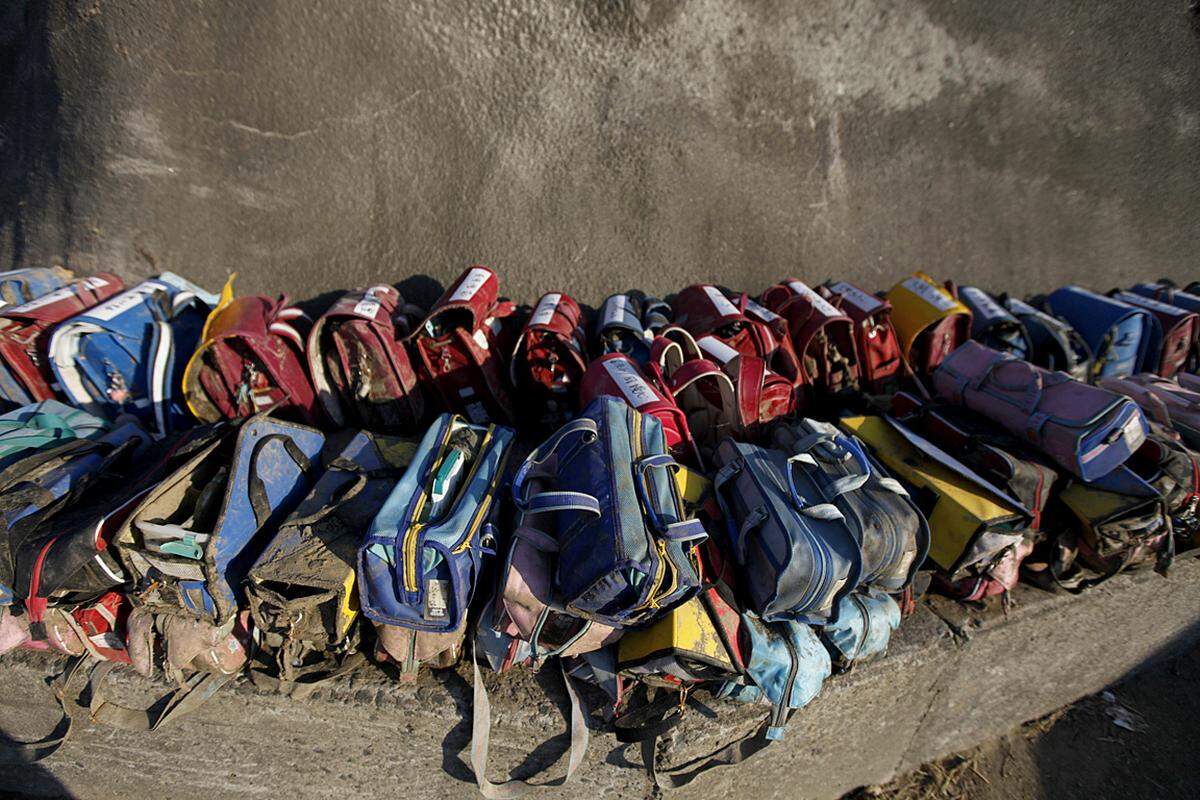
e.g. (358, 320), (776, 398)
(828, 282), (883, 315)
(787, 281), (840, 319)
(961, 286), (1005, 320)
(424, 579), (450, 621)
(602, 295), (630, 329)
(901, 277), (957, 312)
(449, 268), (491, 304)
(699, 336), (740, 365)
(744, 298), (781, 323)
(88, 282), (163, 321)
(353, 286), (390, 319)
(530, 293), (562, 327)
(703, 286), (740, 318)
(602, 358), (657, 409)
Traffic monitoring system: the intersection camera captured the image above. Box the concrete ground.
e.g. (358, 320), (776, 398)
(853, 641), (1200, 800)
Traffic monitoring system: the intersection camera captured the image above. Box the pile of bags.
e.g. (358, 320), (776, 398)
(0, 264), (1198, 793)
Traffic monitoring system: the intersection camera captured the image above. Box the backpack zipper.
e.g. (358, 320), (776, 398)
(401, 422), (456, 593)
(450, 428), (510, 555)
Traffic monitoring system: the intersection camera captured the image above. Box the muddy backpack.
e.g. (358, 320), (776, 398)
(1108, 290), (1198, 379)
(248, 430), (417, 693)
(0, 274), (125, 405)
(593, 290), (671, 365)
(760, 280), (861, 399)
(0, 267), (75, 308)
(358, 413), (513, 676)
(886, 272), (972, 375)
(959, 286), (1032, 360)
(821, 281), (906, 394)
(510, 291), (589, 429)
(1099, 373), (1200, 450)
(49, 273), (217, 435)
(1002, 296), (1092, 382)
(307, 285), (428, 433)
(1040, 285), (1155, 380)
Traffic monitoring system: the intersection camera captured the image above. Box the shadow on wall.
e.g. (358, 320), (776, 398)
(1031, 615), (1200, 800)
(0, 0), (62, 270)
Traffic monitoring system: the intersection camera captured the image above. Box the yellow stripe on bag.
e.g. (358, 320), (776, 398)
(183, 272), (238, 421)
(337, 570), (359, 640)
(839, 415), (1022, 572)
(886, 271), (971, 358)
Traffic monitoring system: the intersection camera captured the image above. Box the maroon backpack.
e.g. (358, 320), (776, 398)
(409, 266), (521, 426)
(308, 285), (428, 433)
(510, 291), (589, 429)
(760, 279), (861, 398)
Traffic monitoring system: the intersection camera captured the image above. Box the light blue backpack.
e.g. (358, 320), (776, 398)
(0, 267), (73, 308)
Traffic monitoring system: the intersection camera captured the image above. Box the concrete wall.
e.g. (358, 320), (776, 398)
(3, 554), (1198, 800)
(1, 1), (1199, 307)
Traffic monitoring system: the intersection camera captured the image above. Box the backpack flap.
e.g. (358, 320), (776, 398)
(1042, 286), (1155, 379)
(358, 414), (514, 675)
(248, 430), (418, 685)
(886, 272), (972, 374)
(650, 328), (739, 466)
(1110, 290), (1197, 378)
(761, 280), (861, 397)
(822, 281), (905, 393)
(308, 285), (427, 433)
(595, 292), (654, 364)
(184, 293), (320, 425)
(0, 274), (125, 405)
(933, 341), (1147, 482)
(49, 273), (217, 435)
(511, 291), (589, 428)
(410, 266), (517, 426)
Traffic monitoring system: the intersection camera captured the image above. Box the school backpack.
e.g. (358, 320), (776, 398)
(0, 400), (108, 474)
(1108, 290), (1198, 379)
(885, 272), (972, 375)
(1099, 373), (1200, 450)
(819, 589), (901, 671)
(934, 341), (1147, 482)
(510, 291), (589, 429)
(1002, 297), (1092, 382)
(1039, 286), (1155, 379)
(49, 273), (217, 435)
(0, 274), (125, 405)
(410, 266), (521, 426)
(959, 286), (1032, 360)
(114, 415), (327, 625)
(820, 281), (906, 394)
(358, 413), (514, 676)
(671, 284), (802, 390)
(0, 267), (74, 308)
(760, 280), (860, 398)
(593, 291), (672, 365)
(307, 285), (428, 433)
(248, 430), (418, 694)
(183, 284), (320, 425)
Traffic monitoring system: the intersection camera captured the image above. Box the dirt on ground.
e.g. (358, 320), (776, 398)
(849, 643), (1200, 800)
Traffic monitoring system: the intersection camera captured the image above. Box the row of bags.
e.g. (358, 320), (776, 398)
(1, 264), (1197, 450)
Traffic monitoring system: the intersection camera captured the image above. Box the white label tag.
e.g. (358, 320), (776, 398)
(602, 358), (658, 409)
(960, 286), (1005, 320)
(472, 329), (490, 350)
(352, 286), (390, 319)
(703, 286), (740, 318)
(449, 267), (491, 304)
(787, 281), (841, 319)
(1122, 413), (1144, 450)
(9, 277), (110, 315)
(87, 282), (164, 321)
(90, 632), (125, 650)
(530, 293), (562, 327)
(698, 336), (740, 364)
(744, 298), (780, 323)
(602, 295), (629, 329)
(828, 281), (884, 315)
(901, 276), (958, 312)
(424, 579), (450, 621)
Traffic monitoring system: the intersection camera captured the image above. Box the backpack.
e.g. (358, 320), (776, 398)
(0, 267), (74, 308)
(0, 421), (150, 611)
(580, 352), (699, 467)
(1099, 373), (1200, 450)
(712, 435), (863, 624)
(959, 286), (1032, 360)
(358, 414), (514, 677)
(114, 415), (327, 625)
(821, 281), (906, 394)
(183, 286), (320, 425)
(0, 400), (108, 473)
(760, 280), (860, 398)
(593, 291), (671, 365)
(933, 341), (1147, 482)
(1040, 286), (1155, 379)
(410, 266), (521, 425)
(510, 397), (706, 628)
(819, 589), (901, 671)
(886, 272), (972, 375)
(510, 291), (589, 429)
(307, 285), (428, 433)
(247, 430), (418, 694)
(839, 414), (1030, 584)
(766, 419), (930, 594)
(49, 273), (217, 435)
(1108, 290), (1198, 379)
(0, 274), (125, 405)
(1002, 297), (1092, 382)
(670, 284), (802, 389)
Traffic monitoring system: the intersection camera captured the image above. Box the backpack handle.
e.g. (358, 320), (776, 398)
(246, 433), (316, 529)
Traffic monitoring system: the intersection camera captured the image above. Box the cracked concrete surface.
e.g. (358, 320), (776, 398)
(1, 1), (1198, 305)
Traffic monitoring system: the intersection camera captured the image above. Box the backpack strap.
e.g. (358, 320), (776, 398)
(469, 653), (588, 799)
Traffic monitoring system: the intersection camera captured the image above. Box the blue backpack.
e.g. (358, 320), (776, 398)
(0, 267), (73, 307)
(819, 589), (901, 670)
(1042, 286), (1156, 379)
(511, 396), (707, 627)
(358, 414), (514, 675)
(49, 273), (217, 435)
(115, 414), (326, 624)
(959, 286), (1032, 359)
